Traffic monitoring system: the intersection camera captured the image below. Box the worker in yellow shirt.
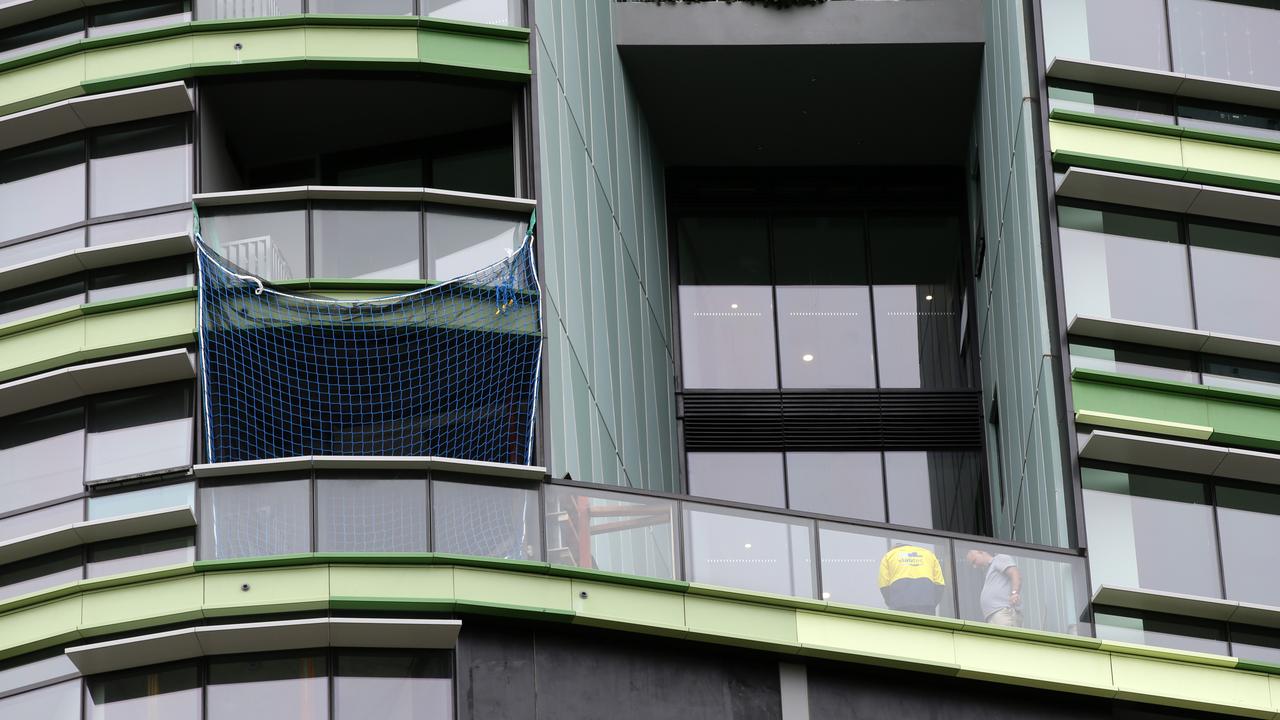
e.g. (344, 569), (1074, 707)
(878, 543), (946, 615)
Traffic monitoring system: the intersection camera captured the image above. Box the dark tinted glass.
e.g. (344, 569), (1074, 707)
(0, 13), (83, 58)
(885, 451), (985, 534)
(772, 216), (865, 285)
(677, 217), (770, 285)
(1069, 341), (1199, 384)
(334, 651), (453, 720)
(1179, 100), (1280, 141)
(89, 255), (193, 302)
(1048, 81), (1175, 125)
(0, 276), (85, 324)
(85, 662), (200, 719)
(89, 0), (190, 35)
(207, 652), (328, 720)
(1203, 355), (1280, 395)
(1094, 609), (1228, 656)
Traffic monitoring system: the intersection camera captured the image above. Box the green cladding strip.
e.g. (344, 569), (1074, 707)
(1049, 116), (1280, 196)
(0, 16), (529, 117)
(1073, 368), (1280, 452)
(0, 555), (1279, 717)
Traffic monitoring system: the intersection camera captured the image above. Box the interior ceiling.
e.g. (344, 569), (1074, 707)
(618, 43), (984, 167)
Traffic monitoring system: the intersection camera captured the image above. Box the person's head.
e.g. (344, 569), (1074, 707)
(966, 549), (993, 569)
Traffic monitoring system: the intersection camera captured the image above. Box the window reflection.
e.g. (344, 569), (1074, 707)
(86, 384), (192, 483)
(426, 206), (525, 281)
(544, 485), (677, 580)
(207, 653), (328, 720)
(1095, 609), (1228, 656)
(199, 477), (312, 560)
(0, 138), (86, 244)
(85, 662), (200, 720)
(684, 503), (814, 598)
(313, 204), (420, 279)
(202, 203), (307, 281)
(432, 479), (539, 561)
(334, 652), (452, 720)
(317, 477), (429, 553)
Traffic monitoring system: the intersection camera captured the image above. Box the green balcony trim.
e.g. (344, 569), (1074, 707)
(1051, 150), (1192, 182)
(1050, 107), (1280, 155)
(1073, 368), (1280, 411)
(1, 556), (1279, 716)
(0, 18), (529, 118)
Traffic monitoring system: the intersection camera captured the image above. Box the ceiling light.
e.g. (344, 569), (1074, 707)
(925, 295), (934, 301)
(744, 543), (752, 550)
(822, 592), (832, 600)
(802, 353), (815, 363)
(730, 303), (739, 310)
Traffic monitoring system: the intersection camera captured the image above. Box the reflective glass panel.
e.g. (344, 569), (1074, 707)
(1040, 0), (1170, 71)
(199, 478), (311, 559)
(207, 653), (328, 720)
(818, 522), (955, 617)
(679, 286), (776, 389)
(776, 287), (874, 389)
(0, 405), (85, 514)
(430, 146), (514, 196)
(0, 501), (82, 544)
(86, 385), (192, 483)
(1068, 342), (1200, 385)
(953, 541), (1090, 634)
(0, 15), (84, 62)
(1095, 610), (1228, 656)
(0, 549), (82, 602)
(88, 255), (193, 303)
(317, 478), (428, 552)
(0, 653), (78, 698)
(85, 663), (200, 719)
(424, 0), (517, 26)
(425, 206), (525, 280)
(87, 529), (195, 578)
(1082, 467), (1221, 598)
(1170, 0), (1280, 89)
(1203, 356), (1280, 397)
(785, 452), (884, 522)
(1217, 485), (1280, 606)
(196, 0), (302, 18)
(88, 482), (195, 520)
(677, 216), (770, 285)
(686, 452), (785, 508)
(1231, 627), (1280, 665)
(1189, 223), (1280, 342)
(201, 203), (307, 281)
(0, 276), (85, 325)
(432, 479), (539, 561)
(334, 652), (452, 720)
(0, 229), (84, 270)
(90, 121), (191, 218)
(89, 1), (191, 37)
(544, 485), (677, 580)
(1178, 100), (1280, 142)
(1058, 206), (1191, 328)
(0, 680), (80, 719)
(1047, 81), (1175, 125)
(313, 204), (420, 279)
(312, 0), (414, 14)
(684, 503), (814, 598)
(885, 451), (985, 535)
(0, 139), (86, 244)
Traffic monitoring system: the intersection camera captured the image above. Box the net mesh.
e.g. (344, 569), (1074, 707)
(195, 223), (542, 466)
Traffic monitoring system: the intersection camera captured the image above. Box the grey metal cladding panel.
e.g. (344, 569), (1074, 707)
(1045, 57), (1185, 95)
(614, 0), (983, 47)
(1056, 168), (1201, 215)
(0, 82), (193, 153)
(1214, 448), (1280, 485)
(1200, 333), (1280, 365)
(66, 628), (203, 677)
(1092, 585), (1237, 622)
(1067, 315), (1209, 351)
(0, 348), (195, 419)
(0, 232), (193, 292)
(1177, 75), (1280, 113)
(1078, 430), (1226, 477)
(1188, 185), (1280, 228)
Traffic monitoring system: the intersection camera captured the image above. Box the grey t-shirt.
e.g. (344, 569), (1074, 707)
(979, 554), (1016, 618)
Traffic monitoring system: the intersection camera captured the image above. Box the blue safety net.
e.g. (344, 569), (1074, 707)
(195, 220), (542, 466)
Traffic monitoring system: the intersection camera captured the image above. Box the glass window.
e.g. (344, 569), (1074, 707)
(195, 0), (302, 19)
(1068, 341), (1200, 385)
(0, 14), (84, 62)
(1231, 626), (1280, 665)
(202, 203), (307, 281)
(885, 451), (985, 535)
(678, 216), (771, 285)
(87, 529), (195, 578)
(0, 653), (78, 698)
(953, 541), (1090, 634)
(311, 0), (414, 14)
(88, 255), (193, 303)
(85, 663), (200, 719)
(1040, 0), (1170, 71)
(1082, 467), (1221, 598)
(1095, 610), (1228, 656)
(313, 204), (420, 279)
(430, 146), (515, 196)
(0, 680), (80, 719)
(88, 482), (195, 521)
(0, 549), (82, 602)
(0, 276), (85, 325)
(1047, 81), (1175, 125)
(1058, 206), (1191, 328)
(818, 522), (955, 617)
(433, 479), (539, 561)
(317, 477), (428, 553)
(1216, 485), (1280, 607)
(207, 653), (328, 720)
(89, 1), (191, 37)
(686, 452), (785, 508)
(0, 229), (84, 270)
(1170, 0), (1280, 89)
(89, 120), (191, 218)
(86, 384), (192, 483)
(0, 501), (82, 544)
(786, 452), (884, 522)
(776, 287), (874, 389)
(0, 138), (86, 244)
(424, 0), (517, 26)
(0, 404), (85, 515)
(870, 214), (965, 389)
(1189, 223), (1280, 342)
(199, 478), (311, 559)
(334, 651), (452, 720)
(88, 210), (191, 247)
(1178, 100), (1280, 142)
(544, 485), (676, 580)
(425, 206), (525, 281)
(1203, 355), (1280, 397)
(678, 285), (777, 390)
(683, 503), (814, 598)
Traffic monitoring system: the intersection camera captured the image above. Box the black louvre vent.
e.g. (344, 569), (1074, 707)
(682, 390), (982, 451)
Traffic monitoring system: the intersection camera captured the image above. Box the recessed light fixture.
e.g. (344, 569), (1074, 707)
(925, 295), (934, 301)
(730, 303), (739, 310)
(744, 543), (752, 550)
(802, 353), (815, 363)
(822, 592), (832, 600)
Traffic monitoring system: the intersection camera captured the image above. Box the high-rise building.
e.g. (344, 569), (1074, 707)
(0, 0), (1278, 717)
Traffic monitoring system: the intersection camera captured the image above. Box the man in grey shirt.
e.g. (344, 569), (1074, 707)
(966, 549), (1022, 627)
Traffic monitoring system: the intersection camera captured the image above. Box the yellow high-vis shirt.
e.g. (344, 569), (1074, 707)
(878, 545), (946, 589)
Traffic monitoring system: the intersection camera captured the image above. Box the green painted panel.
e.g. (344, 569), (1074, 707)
(0, 320), (84, 381)
(329, 565), (453, 600)
(192, 28), (306, 65)
(953, 634), (1114, 695)
(0, 54), (83, 112)
(80, 575), (203, 636)
(683, 596), (798, 651)
(1207, 400), (1280, 452)
(83, 299), (194, 352)
(0, 597), (81, 660)
(452, 567), (573, 612)
(307, 27), (417, 60)
(418, 29), (528, 77)
(795, 611), (957, 670)
(203, 565), (330, 616)
(1049, 121), (1184, 169)
(569, 580), (686, 634)
(1072, 380), (1211, 428)
(84, 36), (194, 83)
(1110, 655), (1272, 717)
(1181, 139), (1280, 185)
